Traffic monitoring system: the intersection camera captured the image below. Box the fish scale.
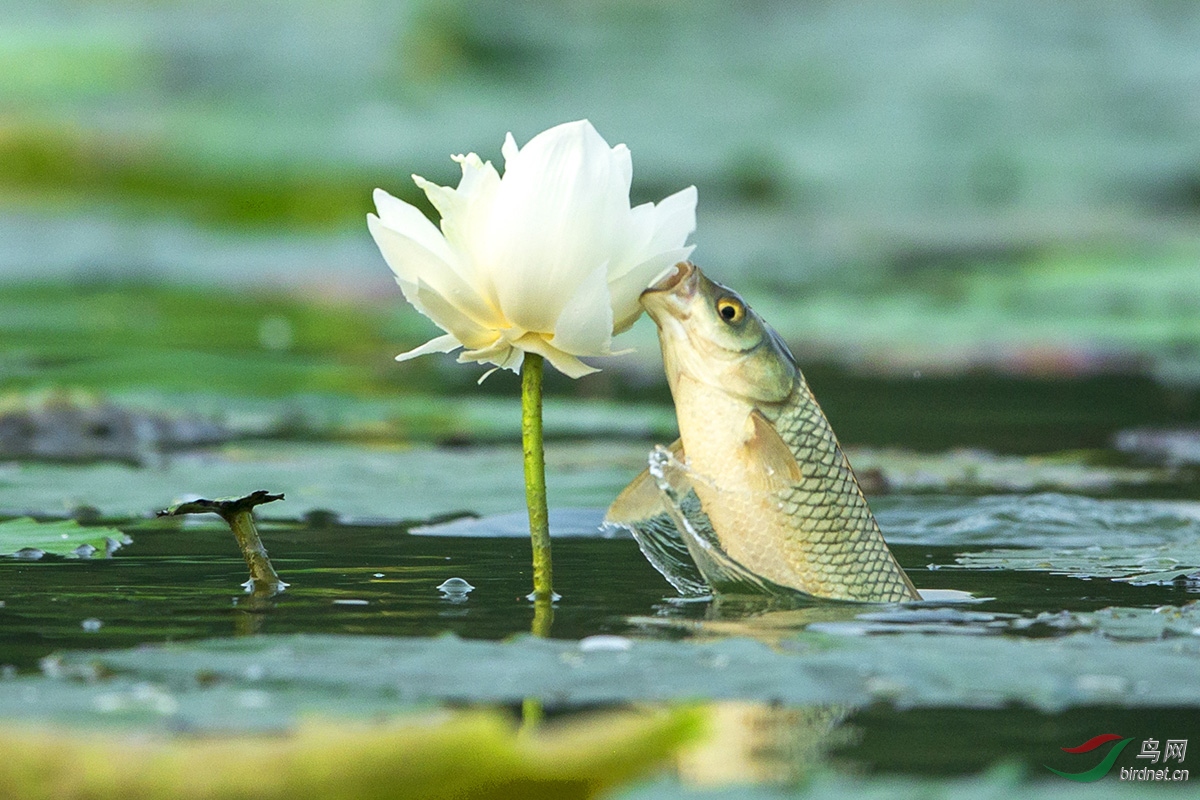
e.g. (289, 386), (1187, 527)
(754, 374), (917, 601)
(631, 261), (920, 603)
(670, 367), (917, 602)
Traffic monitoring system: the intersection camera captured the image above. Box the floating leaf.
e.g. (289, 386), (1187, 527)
(950, 542), (1200, 585)
(1015, 603), (1200, 640)
(846, 447), (1172, 494)
(35, 630), (1200, 715)
(0, 441), (639, 523)
(0, 517), (130, 559)
(876, 493), (1200, 547)
(620, 763), (1126, 800)
(1114, 428), (1200, 466)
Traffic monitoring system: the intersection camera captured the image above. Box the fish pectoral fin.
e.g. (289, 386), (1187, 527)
(604, 438), (685, 525)
(743, 409), (804, 493)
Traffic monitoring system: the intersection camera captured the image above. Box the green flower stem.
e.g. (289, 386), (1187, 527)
(521, 353), (554, 603)
(520, 354), (553, 734)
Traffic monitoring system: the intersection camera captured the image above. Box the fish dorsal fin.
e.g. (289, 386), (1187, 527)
(743, 409), (803, 493)
(605, 438), (684, 525)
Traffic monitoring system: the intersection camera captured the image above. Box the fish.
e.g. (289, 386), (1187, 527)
(606, 262), (919, 602)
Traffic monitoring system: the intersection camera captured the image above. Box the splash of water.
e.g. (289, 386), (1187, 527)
(605, 446), (828, 603)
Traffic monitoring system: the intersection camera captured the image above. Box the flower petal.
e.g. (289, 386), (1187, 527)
(614, 143), (633, 188)
(606, 201), (657, 276)
(456, 327), (598, 378)
(606, 186), (697, 285)
(413, 154), (502, 302)
(489, 120), (631, 333)
(610, 248), (695, 333)
(410, 278), (501, 350)
(413, 153), (498, 224)
(395, 333), (462, 362)
(459, 337), (524, 375)
(551, 263), (614, 357)
(644, 185), (698, 255)
(501, 132), (520, 165)
(368, 213), (501, 335)
(371, 188), (456, 265)
(513, 333), (600, 378)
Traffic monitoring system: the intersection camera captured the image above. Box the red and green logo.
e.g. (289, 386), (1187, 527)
(1045, 734), (1134, 782)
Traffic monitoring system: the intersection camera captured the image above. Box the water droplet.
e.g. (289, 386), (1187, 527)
(332, 599), (369, 606)
(373, 573), (385, 578)
(13, 548), (45, 560)
(81, 618), (102, 632)
(578, 635), (633, 653)
(439, 577), (475, 604)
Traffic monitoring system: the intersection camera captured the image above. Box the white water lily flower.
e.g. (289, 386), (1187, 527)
(368, 119), (697, 378)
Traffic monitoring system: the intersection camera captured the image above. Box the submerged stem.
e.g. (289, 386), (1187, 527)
(227, 509), (286, 594)
(521, 353), (554, 603)
(520, 698), (544, 732)
(530, 595), (554, 638)
(521, 591), (554, 733)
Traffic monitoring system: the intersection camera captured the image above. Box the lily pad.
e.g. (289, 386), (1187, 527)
(0, 517), (129, 559)
(1114, 427), (1200, 466)
(98, 391), (680, 445)
(845, 447), (1173, 494)
(950, 543), (1200, 586)
(36, 630), (1200, 715)
(617, 765), (1137, 800)
(1015, 603), (1200, 640)
(875, 493), (1200, 547)
(0, 441), (646, 523)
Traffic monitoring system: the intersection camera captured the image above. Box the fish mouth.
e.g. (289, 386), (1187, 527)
(640, 262), (699, 323)
(644, 261), (694, 295)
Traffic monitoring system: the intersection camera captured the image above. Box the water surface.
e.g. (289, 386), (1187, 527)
(3, 490), (1198, 793)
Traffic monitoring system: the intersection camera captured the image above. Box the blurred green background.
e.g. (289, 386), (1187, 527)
(4, 0), (1200, 453)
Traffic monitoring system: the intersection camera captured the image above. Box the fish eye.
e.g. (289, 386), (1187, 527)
(716, 297), (745, 324)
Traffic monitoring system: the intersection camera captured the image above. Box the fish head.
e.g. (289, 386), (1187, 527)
(640, 262), (796, 403)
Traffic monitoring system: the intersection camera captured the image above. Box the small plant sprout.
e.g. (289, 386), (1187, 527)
(368, 120), (697, 603)
(157, 491), (288, 595)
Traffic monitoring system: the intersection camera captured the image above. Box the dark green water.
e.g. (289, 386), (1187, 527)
(3, 522), (1193, 671)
